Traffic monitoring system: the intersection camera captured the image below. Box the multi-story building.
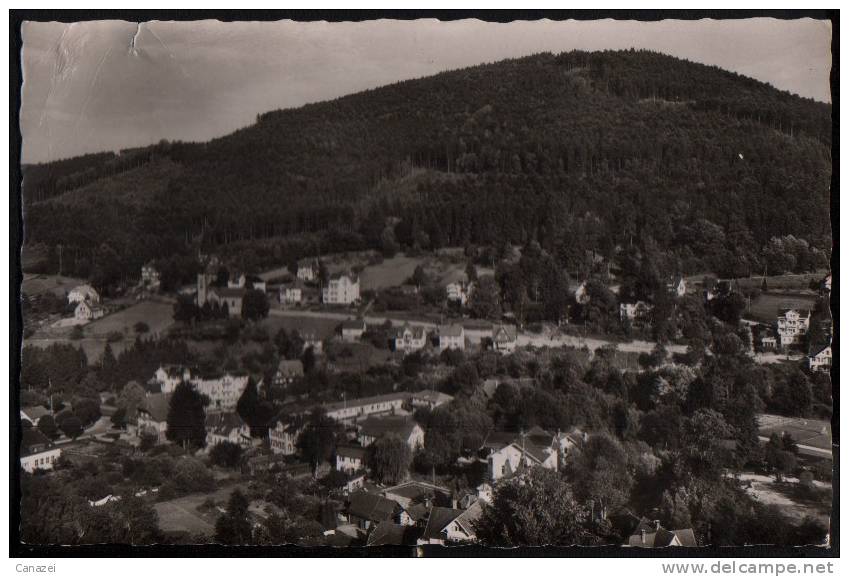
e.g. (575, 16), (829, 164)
(191, 372), (250, 411)
(153, 364), (193, 394)
(205, 412), (252, 449)
(20, 429), (61, 473)
(297, 258), (319, 282)
(437, 324), (465, 350)
(136, 393), (172, 444)
(269, 416), (305, 456)
(322, 392), (411, 424)
(279, 280), (304, 305)
(335, 445), (368, 474)
(322, 272), (360, 305)
(206, 287), (245, 317)
(446, 282), (472, 307)
(777, 307), (811, 347)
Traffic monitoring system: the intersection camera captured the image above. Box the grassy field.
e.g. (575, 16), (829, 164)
(745, 293), (819, 324)
(22, 273), (87, 298)
(685, 271), (828, 293)
(24, 300), (175, 363)
(260, 251), (472, 292)
(84, 300), (175, 337)
(758, 414), (832, 451)
(155, 483), (244, 536)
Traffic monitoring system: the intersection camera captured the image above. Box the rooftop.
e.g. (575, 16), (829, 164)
(139, 393), (172, 422)
(438, 324), (464, 337)
(348, 491), (399, 523)
(323, 392), (411, 413)
(358, 416), (420, 440)
(21, 428), (52, 454)
(421, 506), (464, 541)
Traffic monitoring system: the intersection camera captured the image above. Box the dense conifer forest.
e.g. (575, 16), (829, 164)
(22, 50), (831, 289)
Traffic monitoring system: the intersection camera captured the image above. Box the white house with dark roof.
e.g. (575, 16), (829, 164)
(274, 359), (305, 386)
(191, 372), (249, 411)
(68, 284), (100, 305)
(207, 287), (246, 317)
(410, 390), (453, 410)
(777, 307), (811, 346)
(205, 411), (252, 449)
(20, 429), (61, 473)
(74, 300), (105, 321)
(297, 258), (319, 282)
(136, 393), (172, 444)
(356, 416), (424, 450)
(279, 280), (304, 305)
(446, 281), (472, 307)
(269, 414), (305, 455)
(627, 519), (697, 548)
(341, 318), (367, 342)
(437, 324), (465, 350)
(484, 427), (560, 482)
(323, 272), (360, 305)
(336, 445), (368, 474)
(809, 344), (832, 373)
(393, 323), (427, 354)
(154, 364), (192, 394)
(491, 324), (518, 354)
(668, 276), (687, 298)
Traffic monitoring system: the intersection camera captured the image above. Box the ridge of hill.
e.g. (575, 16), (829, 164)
(22, 50), (832, 289)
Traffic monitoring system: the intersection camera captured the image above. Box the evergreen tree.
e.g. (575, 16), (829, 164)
(165, 381), (207, 449)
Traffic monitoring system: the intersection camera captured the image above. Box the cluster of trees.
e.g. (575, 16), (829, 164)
(24, 51), (830, 296)
(173, 290), (269, 323)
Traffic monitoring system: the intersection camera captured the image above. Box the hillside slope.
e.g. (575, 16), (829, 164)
(23, 50), (832, 285)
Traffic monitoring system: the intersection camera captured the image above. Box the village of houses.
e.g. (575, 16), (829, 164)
(19, 247), (833, 547)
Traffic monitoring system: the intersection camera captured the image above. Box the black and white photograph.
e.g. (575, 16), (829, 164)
(11, 10), (836, 557)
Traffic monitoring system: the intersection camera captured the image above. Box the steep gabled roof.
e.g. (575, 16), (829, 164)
(358, 416), (420, 441)
(21, 428), (52, 454)
(336, 445), (368, 461)
(395, 323), (425, 339)
(492, 324), (518, 343)
(323, 392), (411, 413)
(366, 522), (421, 546)
(341, 318), (367, 331)
(453, 499), (484, 537)
(139, 393), (172, 422)
(205, 411), (245, 436)
(276, 359), (305, 377)
(348, 492), (400, 522)
(421, 506), (464, 541)
(438, 324), (464, 337)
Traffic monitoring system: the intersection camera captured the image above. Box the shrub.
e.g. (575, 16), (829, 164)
(172, 457), (215, 494)
(209, 441), (243, 469)
(59, 415), (83, 439)
(106, 331), (123, 343)
(134, 322), (150, 334)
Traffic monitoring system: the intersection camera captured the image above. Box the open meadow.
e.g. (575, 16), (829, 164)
(745, 293), (820, 324)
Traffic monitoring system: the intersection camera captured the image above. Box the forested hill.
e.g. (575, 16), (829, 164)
(23, 50), (832, 289)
